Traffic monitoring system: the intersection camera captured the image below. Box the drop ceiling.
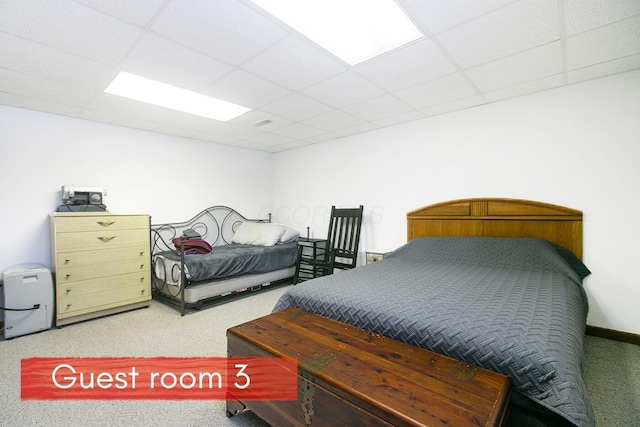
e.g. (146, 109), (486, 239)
(1, 0), (639, 153)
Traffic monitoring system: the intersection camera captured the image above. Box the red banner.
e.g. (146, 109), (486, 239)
(21, 357), (298, 400)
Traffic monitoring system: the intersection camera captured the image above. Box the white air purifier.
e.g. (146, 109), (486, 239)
(2, 263), (54, 339)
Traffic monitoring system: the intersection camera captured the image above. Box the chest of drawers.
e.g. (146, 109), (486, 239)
(50, 212), (151, 326)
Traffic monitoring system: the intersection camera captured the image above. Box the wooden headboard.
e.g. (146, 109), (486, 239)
(407, 198), (583, 259)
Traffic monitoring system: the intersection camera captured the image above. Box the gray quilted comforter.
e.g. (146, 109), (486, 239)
(274, 237), (594, 427)
(158, 242), (298, 283)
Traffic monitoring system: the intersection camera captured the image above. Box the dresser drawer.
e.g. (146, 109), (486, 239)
(57, 273), (150, 317)
(57, 260), (150, 284)
(57, 271), (150, 299)
(54, 229), (149, 251)
(56, 245), (148, 268)
(53, 215), (148, 232)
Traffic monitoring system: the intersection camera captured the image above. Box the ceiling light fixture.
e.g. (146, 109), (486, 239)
(251, 0), (422, 65)
(105, 72), (251, 121)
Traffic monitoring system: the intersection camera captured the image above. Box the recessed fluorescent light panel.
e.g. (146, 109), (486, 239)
(251, 0), (422, 65)
(105, 72), (251, 121)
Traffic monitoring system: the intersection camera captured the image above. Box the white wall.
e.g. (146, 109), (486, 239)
(0, 106), (274, 273)
(2, 70), (638, 335)
(272, 69), (640, 335)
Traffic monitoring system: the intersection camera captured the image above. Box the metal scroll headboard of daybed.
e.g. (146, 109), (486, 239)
(150, 206), (296, 315)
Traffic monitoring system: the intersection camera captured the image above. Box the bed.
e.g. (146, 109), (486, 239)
(151, 206), (298, 315)
(273, 198), (594, 427)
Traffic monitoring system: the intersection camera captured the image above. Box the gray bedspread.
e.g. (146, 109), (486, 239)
(274, 237), (594, 427)
(159, 242), (298, 283)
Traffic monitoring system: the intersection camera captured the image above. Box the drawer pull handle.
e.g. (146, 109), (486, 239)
(140, 250), (145, 255)
(65, 258), (71, 263)
(65, 273), (72, 278)
(140, 277), (145, 282)
(140, 264), (145, 269)
(66, 288), (71, 293)
(141, 289), (145, 294)
(97, 221), (116, 226)
(98, 236), (116, 242)
(66, 303), (72, 308)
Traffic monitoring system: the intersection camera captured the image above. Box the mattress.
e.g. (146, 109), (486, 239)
(274, 237), (594, 427)
(155, 266), (295, 304)
(154, 241), (298, 286)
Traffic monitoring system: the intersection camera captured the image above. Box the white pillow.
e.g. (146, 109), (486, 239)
(276, 224), (300, 244)
(232, 222), (285, 246)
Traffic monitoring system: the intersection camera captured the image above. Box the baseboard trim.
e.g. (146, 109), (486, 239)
(586, 325), (640, 346)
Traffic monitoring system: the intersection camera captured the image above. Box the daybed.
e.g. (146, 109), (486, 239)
(274, 198), (594, 427)
(151, 206), (298, 315)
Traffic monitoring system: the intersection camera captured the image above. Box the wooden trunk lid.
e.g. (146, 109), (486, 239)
(227, 307), (511, 427)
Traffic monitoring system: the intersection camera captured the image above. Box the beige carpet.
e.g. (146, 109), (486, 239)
(0, 286), (289, 427)
(1, 284), (639, 426)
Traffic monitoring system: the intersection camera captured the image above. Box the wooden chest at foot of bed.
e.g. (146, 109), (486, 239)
(226, 307), (511, 427)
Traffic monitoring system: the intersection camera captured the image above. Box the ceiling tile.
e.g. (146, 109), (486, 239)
(436, 0), (559, 68)
(121, 33), (233, 92)
(400, 0), (518, 34)
(244, 133), (297, 147)
(343, 94), (415, 121)
(84, 92), (168, 121)
(301, 71), (384, 108)
(261, 93), (333, 121)
(73, 0), (165, 26)
(566, 16), (640, 70)
(465, 42), (563, 92)
(151, 0), (287, 66)
(333, 122), (379, 137)
(564, 0), (640, 36)
(228, 109), (293, 131)
(482, 74), (564, 103)
(0, 92), (83, 118)
(206, 69), (292, 108)
(205, 121), (263, 141)
(372, 110), (426, 128)
(0, 68), (95, 108)
(305, 131), (342, 142)
(395, 73), (478, 109)
(0, 33), (115, 89)
(355, 38), (457, 92)
(568, 54), (640, 84)
(421, 95), (485, 117)
(0, 0), (141, 65)
(301, 110), (367, 132)
(79, 108), (185, 137)
(188, 130), (240, 146)
(270, 122), (327, 140)
(154, 109), (224, 133)
(241, 36), (347, 91)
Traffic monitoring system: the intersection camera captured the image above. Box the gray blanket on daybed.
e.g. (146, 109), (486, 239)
(274, 237), (594, 427)
(159, 241), (298, 283)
